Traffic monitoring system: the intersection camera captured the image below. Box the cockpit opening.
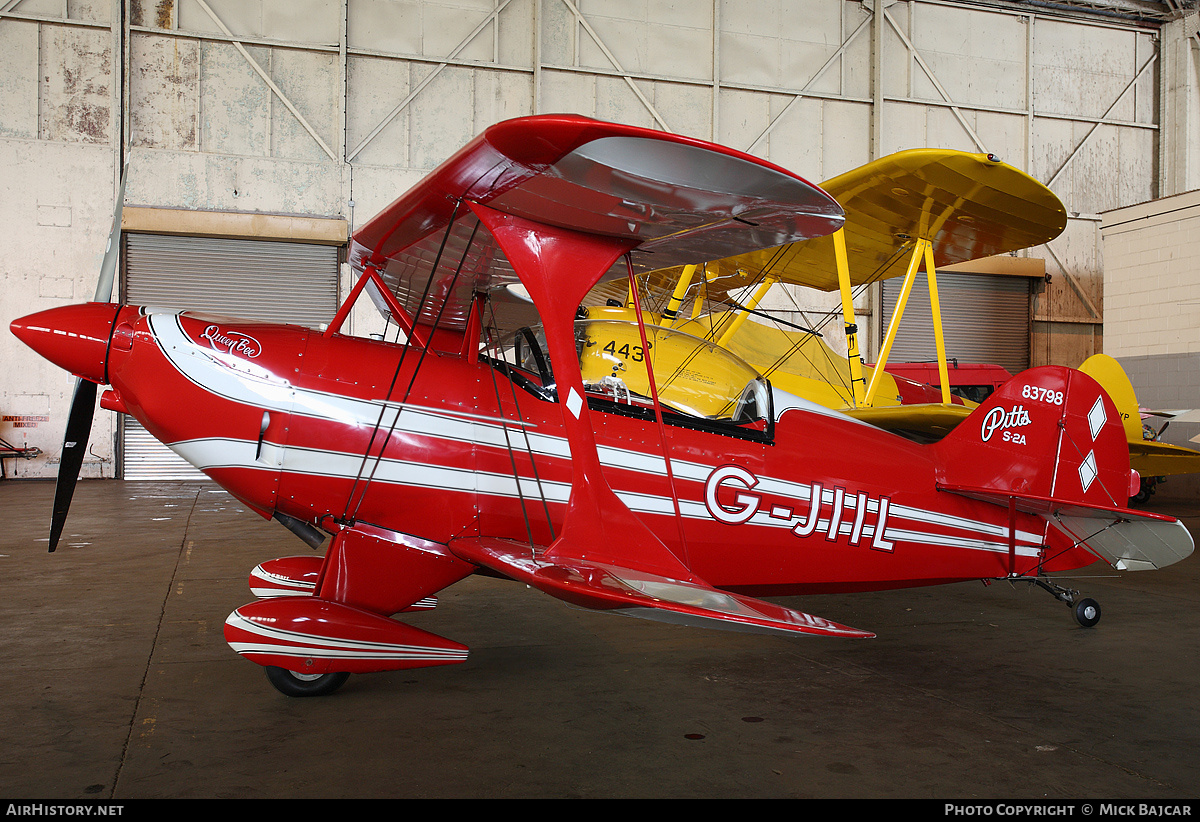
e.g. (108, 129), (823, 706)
(485, 319), (775, 441)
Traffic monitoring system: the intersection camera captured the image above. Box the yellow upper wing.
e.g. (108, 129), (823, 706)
(617, 149), (1067, 303)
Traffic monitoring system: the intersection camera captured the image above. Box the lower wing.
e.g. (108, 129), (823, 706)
(451, 536), (874, 639)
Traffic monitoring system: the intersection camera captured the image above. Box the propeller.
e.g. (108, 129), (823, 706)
(48, 157), (128, 552)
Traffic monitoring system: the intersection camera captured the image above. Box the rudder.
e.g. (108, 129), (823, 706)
(1078, 354), (1143, 442)
(934, 365), (1137, 508)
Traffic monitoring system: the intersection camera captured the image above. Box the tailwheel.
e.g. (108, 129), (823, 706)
(265, 666), (350, 697)
(1032, 577), (1101, 629)
(1073, 597), (1101, 628)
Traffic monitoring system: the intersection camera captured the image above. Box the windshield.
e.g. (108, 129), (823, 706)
(492, 319), (770, 425)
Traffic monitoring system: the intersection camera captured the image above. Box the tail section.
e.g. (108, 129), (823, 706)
(932, 365), (1193, 572)
(935, 365), (1135, 508)
(1079, 353), (1200, 479)
(1078, 354), (1144, 442)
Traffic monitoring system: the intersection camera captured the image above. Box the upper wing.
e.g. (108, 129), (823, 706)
(348, 114), (844, 332)
(619, 148), (1067, 305)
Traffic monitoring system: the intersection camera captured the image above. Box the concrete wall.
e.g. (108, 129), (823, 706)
(0, 0), (1184, 480)
(1160, 9), (1200, 198)
(1101, 188), (1200, 497)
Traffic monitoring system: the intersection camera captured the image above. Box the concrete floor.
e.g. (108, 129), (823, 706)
(1, 478), (1198, 800)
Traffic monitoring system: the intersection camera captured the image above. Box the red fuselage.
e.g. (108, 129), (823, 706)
(36, 303), (1092, 596)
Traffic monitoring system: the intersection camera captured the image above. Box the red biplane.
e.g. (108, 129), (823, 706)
(11, 115), (1193, 697)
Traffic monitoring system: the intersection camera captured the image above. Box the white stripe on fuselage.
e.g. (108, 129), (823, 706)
(149, 312), (1042, 557)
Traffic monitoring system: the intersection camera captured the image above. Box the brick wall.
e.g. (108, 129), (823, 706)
(1102, 191), (1200, 498)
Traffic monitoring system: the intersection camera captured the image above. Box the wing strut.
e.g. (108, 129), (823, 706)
(468, 202), (695, 580)
(715, 276), (776, 348)
(660, 264), (698, 328)
(863, 237), (952, 407)
(322, 262), (427, 348)
(832, 228), (868, 408)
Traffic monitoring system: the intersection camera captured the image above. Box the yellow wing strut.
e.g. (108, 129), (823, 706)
(661, 264), (698, 328)
(865, 238), (925, 406)
(863, 236), (952, 406)
(924, 241), (952, 405)
(833, 228), (867, 408)
(715, 275), (776, 348)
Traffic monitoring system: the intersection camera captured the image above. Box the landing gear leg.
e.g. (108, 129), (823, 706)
(1033, 577), (1101, 628)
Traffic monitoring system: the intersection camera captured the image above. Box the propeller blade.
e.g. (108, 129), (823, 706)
(95, 156), (129, 302)
(47, 157), (127, 551)
(49, 157), (127, 547)
(49, 378), (98, 552)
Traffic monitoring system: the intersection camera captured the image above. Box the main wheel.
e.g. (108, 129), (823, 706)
(1132, 478), (1154, 504)
(265, 666), (350, 697)
(1074, 598), (1101, 628)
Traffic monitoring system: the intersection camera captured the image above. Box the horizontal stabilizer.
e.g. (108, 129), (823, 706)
(451, 536), (874, 639)
(1051, 514), (1194, 572)
(938, 483), (1194, 571)
(1128, 439), (1200, 478)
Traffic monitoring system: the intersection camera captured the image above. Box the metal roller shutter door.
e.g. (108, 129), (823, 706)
(121, 234), (339, 480)
(880, 272), (1031, 376)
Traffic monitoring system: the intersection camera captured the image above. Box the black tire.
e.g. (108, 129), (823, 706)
(265, 666), (350, 697)
(1132, 481), (1152, 504)
(1074, 598), (1101, 628)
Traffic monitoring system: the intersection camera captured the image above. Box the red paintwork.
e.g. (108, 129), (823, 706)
(250, 556), (322, 597)
(9, 115), (1190, 687)
(8, 302), (121, 384)
(11, 298), (1140, 646)
(884, 362), (1014, 403)
(224, 597), (468, 674)
(891, 372), (968, 406)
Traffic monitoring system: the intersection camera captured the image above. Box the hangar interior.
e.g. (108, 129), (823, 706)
(3, 0), (1200, 801)
(2, 0), (1198, 483)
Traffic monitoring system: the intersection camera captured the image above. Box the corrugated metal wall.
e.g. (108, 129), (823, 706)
(881, 272), (1032, 374)
(123, 234), (339, 324)
(120, 233), (339, 479)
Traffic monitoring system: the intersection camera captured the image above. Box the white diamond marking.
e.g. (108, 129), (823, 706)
(1087, 396), (1107, 441)
(566, 387), (583, 419)
(1079, 451), (1098, 492)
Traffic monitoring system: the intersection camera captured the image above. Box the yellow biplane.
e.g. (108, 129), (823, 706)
(1078, 354), (1200, 501)
(576, 148), (1067, 440)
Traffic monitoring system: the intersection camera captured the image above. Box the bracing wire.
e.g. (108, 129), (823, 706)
(341, 202), (475, 523)
(481, 297), (557, 552)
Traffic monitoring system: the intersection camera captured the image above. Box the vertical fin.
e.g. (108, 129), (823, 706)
(934, 365), (1133, 509)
